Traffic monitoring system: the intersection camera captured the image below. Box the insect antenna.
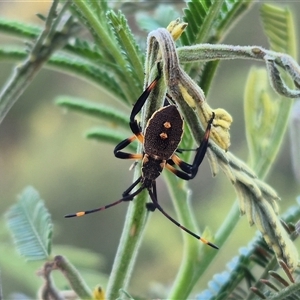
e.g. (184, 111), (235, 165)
(65, 182), (145, 218)
(147, 184), (218, 249)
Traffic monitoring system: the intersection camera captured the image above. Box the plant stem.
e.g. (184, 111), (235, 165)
(54, 255), (92, 299)
(0, 1), (77, 124)
(165, 172), (203, 299)
(105, 170), (149, 300)
(192, 201), (241, 291)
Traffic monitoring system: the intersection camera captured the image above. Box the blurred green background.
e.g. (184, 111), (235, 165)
(0, 1), (300, 298)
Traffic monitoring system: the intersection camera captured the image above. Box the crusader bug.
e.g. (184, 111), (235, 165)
(65, 73), (218, 249)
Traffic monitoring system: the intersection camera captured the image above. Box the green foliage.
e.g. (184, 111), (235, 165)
(68, 1), (144, 104)
(56, 96), (129, 128)
(136, 5), (181, 33)
(0, 17), (40, 38)
(197, 198), (300, 300)
(86, 127), (137, 153)
(0, 1), (299, 300)
(3, 186), (105, 298)
(260, 4), (297, 55)
(181, 0), (254, 92)
(5, 186), (53, 261)
(181, 0), (254, 45)
(245, 4), (296, 177)
(107, 10), (144, 82)
(182, 0), (224, 45)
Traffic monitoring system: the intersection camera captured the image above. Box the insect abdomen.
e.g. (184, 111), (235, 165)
(144, 105), (183, 160)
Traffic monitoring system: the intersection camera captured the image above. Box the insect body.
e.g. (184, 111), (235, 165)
(65, 73), (217, 249)
(141, 105), (183, 184)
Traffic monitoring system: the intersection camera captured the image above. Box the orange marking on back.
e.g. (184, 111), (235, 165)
(160, 132), (168, 139)
(163, 121), (171, 129)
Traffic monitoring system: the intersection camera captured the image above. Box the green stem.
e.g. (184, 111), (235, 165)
(187, 152), (280, 292)
(0, 48), (127, 104)
(105, 169), (149, 299)
(193, 201), (241, 292)
(165, 172), (203, 299)
(193, 0), (224, 45)
(54, 255), (92, 299)
(0, 1), (77, 124)
(164, 158), (243, 299)
(197, 60), (220, 96)
(270, 281), (300, 300)
(183, 1), (224, 77)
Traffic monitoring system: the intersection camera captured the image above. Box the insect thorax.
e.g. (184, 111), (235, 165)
(141, 154), (165, 183)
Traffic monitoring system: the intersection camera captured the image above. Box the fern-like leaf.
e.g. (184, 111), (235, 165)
(245, 4), (296, 177)
(0, 47), (28, 61)
(182, 0), (254, 89)
(181, 0), (253, 46)
(88, 0), (109, 27)
(0, 17), (40, 39)
(212, 1), (254, 43)
(260, 4), (297, 55)
(56, 96), (129, 128)
(67, 38), (104, 62)
(49, 55), (126, 101)
(107, 10), (144, 85)
(5, 186), (53, 261)
(70, 1), (142, 104)
(0, 47), (127, 102)
(181, 0), (223, 45)
(196, 199), (300, 300)
(86, 127), (137, 152)
(196, 236), (267, 300)
(0, 17), (111, 68)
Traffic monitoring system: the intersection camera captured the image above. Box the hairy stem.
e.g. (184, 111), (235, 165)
(0, 1), (79, 124)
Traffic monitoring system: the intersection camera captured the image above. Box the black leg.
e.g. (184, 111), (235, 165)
(129, 65), (162, 140)
(187, 113), (214, 178)
(65, 180), (144, 218)
(145, 181), (158, 212)
(117, 65), (162, 159)
(176, 148), (197, 154)
(167, 112), (215, 180)
(147, 183), (218, 249)
(114, 135), (143, 160)
(165, 163), (192, 180)
(129, 68), (162, 124)
(122, 176), (142, 197)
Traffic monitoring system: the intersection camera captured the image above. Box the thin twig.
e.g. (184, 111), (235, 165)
(0, 1), (80, 124)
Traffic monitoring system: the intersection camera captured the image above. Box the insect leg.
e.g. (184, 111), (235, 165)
(129, 68), (162, 142)
(170, 112), (215, 179)
(130, 69), (162, 124)
(122, 176), (142, 197)
(145, 181), (158, 212)
(147, 183), (218, 249)
(114, 135), (144, 160)
(165, 163), (192, 180)
(65, 181), (144, 218)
